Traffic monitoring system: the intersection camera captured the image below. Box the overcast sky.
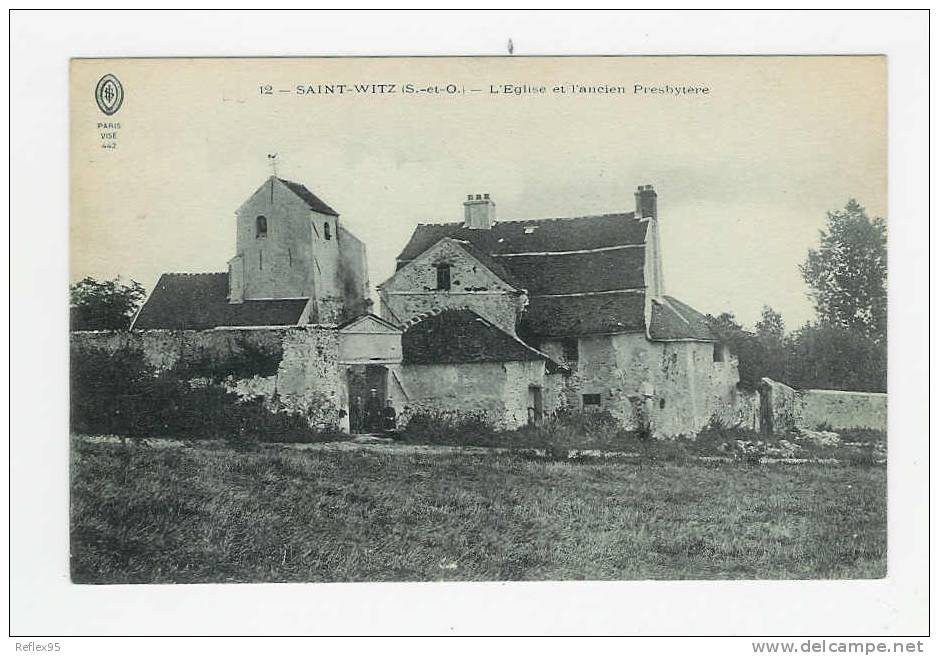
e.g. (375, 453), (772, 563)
(71, 56), (885, 330)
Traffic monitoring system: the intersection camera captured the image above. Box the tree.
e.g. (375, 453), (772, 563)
(755, 305), (785, 342)
(785, 322), (886, 393)
(70, 277), (146, 330)
(800, 199), (887, 343)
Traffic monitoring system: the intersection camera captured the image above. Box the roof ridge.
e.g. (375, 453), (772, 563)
(413, 211), (637, 228)
(162, 271), (227, 277)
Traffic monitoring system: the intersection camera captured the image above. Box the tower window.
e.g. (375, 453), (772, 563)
(436, 263), (451, 291)
(324, 221), (331, 240)
(256, 215), (268, 239)
(259, 250), (263, 270)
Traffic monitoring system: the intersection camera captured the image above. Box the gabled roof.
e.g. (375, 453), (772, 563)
(132, 273), (309, 330)
(277, 177), (339, 216)
(395, 212), (651, 338)
(393, 205), (718, 342)
(402, 309), (560, 367)
(448, 239), (527, 290)
(337, 312), (402, 333)
(649, 296), (716, 342)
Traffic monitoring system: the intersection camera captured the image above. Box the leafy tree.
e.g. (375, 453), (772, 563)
(754, 305), (788, 384)
(800, 200), (887, 343)
(785, 323), (886, 393)
(755, 305), (785, 342)
(70, 277), (146, 330)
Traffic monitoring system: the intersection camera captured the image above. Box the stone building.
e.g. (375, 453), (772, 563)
(380, 186), (742, 436)
(124, 176), (392, 434)
(133, 176), (371, 331)
(81, 175), (742, 437)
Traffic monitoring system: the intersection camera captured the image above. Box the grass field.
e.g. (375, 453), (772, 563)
(70, 437), (886, 583)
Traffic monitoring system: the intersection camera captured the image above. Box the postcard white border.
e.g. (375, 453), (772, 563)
(8, 8), (930, 642)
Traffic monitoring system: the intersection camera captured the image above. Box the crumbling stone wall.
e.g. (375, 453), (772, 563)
(399, 362), (510, 428)
(70, 326), (342, 430)
(760, 378), (886, 432)
(800, 389), (886, 431)
(711, 387), (761, 432)
(399, 360), (556, 430)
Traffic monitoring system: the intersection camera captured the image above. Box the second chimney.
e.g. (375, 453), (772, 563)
(464, 193), (496, 230)
(635, 184), (657, 220)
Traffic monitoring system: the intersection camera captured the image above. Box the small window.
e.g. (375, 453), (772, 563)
(259, 250), (263, 271)
(436, 263), (452, 291)
(255, 215), (268, 239)
(583, 394), (601, 408)
(324, 221), (331, 240)
(712, 342), (725, 363)
(659, 398), (666, 409)
(561, 337), (579, 363)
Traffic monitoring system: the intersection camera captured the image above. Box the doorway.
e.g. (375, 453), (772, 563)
(528, 385), (544, 426)
(347, 364), (388, 434)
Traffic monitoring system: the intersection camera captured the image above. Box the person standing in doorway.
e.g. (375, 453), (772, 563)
(382, 399), (397, 434)
(351, 395), (364, 433)
(365, 388), (383, 433)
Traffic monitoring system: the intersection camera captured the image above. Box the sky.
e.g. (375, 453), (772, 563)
(71, 56), (885, 330)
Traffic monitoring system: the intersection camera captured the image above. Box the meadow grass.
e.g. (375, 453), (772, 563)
(70, 438), (886, 583)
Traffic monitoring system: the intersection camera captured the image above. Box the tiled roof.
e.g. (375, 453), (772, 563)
(396, 213), (647, 261)
(403, 309), (553, 366)
(395, 213), (651, 338)
(132, 273), (309, 330)
(648, 296), (716, 341)
(501, 247), (645, 295)
(394, 207), (717, 341)
(517, 291), (647, 339)
(277, 178), (339, 216)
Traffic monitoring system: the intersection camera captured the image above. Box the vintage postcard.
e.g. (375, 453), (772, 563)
(69, 55), (887, 585)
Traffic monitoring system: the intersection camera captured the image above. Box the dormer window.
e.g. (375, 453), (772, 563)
(255, 215), (268, 239)
(436, 263), (452, 291)
(324, 221), (331, 240)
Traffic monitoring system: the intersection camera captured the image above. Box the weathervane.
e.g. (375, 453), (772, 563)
(267, 153), (278, 177)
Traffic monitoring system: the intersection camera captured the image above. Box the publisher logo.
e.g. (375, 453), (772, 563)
(95, 74), (124, 116)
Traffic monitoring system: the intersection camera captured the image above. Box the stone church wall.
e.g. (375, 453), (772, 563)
(235, 179), (316, 301)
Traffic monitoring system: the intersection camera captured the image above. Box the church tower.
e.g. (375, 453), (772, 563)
(227, 176), (370, 323)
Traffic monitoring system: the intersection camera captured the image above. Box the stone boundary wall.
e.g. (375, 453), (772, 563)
(70, 327), (342, 429)
(800, 388), (887, 432)
(760, 377), (886, 433)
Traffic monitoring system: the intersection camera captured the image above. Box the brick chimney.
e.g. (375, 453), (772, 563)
(464, 193), (496, 230)
(635, 184), (657, 219)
